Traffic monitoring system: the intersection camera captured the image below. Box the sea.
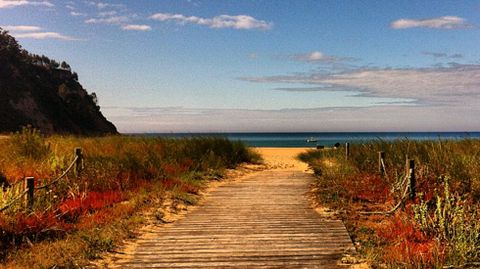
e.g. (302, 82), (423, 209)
(139, 132), (480, 148)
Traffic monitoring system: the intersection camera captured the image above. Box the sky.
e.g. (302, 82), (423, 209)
(0, 0), (479, 133)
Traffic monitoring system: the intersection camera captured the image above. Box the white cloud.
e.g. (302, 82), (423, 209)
(3, 24), (80, 41)
(14, 31), (79, 40)
(121, 24), (152, 31)
(305, 51), (324, 61)
(150, 13), (273, 30)
(1, 25), (42, 31)
(85, 15), (130, 25)
(0, 0), (53, 8)
(242, 65), (480, 106)
(86, 1), (124, 10)
(287, 51), (356, 64)
(97, 2), (123, 9)
(391, 16), (471, 29)
(98, 10), (117, 17)
(70, 11), (86, 17)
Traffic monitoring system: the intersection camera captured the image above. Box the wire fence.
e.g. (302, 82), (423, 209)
(0, 147), (83, 213)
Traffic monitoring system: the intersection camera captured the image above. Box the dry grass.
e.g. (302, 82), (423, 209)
(299, 139), (480, 268)
(0, 128), (261, 268)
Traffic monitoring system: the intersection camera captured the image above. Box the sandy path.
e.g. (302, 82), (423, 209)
(253, 147), (311, 171)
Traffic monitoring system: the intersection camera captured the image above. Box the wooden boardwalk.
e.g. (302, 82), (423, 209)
(111, 169), (355, 268)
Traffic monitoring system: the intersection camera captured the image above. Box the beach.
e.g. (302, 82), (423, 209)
(253, 147), (311, 171)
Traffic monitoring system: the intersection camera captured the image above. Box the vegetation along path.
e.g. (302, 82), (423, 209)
(109, 148), (355, 268)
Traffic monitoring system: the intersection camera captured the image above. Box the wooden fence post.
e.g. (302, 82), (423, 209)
(74, 147), (83, 177)
(25, 177), (34, 212)
(345, 143), (350, 160)
(378, 151), (385, 175)
(408, 159), (416, 200)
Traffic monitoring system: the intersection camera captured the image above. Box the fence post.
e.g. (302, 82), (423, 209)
(408, 159), (416, 200)
(74, 147), (83, 177)
(25, 177), (34, 212)
(378, 151), (385, 175)
(345, 143), (350, 160)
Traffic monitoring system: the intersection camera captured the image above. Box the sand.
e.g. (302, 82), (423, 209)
(253, 147), (312, 172)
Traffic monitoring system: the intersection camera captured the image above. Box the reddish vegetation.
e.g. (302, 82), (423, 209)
(378, 214), (444, 266)
(343, 173), (390, 203)
(0, 135), (258, 265)
(0, 212), (71, 240)
(59, 191), (125, 222)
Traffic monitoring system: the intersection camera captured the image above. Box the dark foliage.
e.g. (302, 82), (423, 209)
(0, 28), (117, 135)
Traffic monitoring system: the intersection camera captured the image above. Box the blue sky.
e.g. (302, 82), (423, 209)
(1, 0), (479, 132)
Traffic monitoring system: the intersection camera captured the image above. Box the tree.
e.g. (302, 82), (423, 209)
(0, 28), (21, 59)
(60, 61), (71, 71)
(90, 92), (98, 106)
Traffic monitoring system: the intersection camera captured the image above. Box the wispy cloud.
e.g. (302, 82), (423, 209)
(290, 51), (355, 63)
(241, 64), (480, 106)
(86, 1), (125, 10)
(70, 11), (87, 17)
(103, 105), (480, 133)
(1, 25), (42, 31)
(98, 10), (117, 17)
(150, 13), (273, 30)
(422, 51), (463, 59)
(4, 24), (80, 40)
(0, 0), (53, 8)
(85, 15), (130, 25)
(121, 24), (152, 32)
(391, 16), (471, 29)
(14, 31), (80, 40)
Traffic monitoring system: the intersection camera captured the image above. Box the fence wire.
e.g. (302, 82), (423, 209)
(0, 152), (80, 212)
(0, 189), (29, 212)
(35, 155), (79, 190)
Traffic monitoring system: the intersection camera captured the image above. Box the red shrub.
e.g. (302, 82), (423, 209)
(0, 212), (71, 236)
(161, 178), (181, 189)
(343, 173), (390, 203)
(162, 161), (193, 177)
(383, 239), (444, 267)
(377, 214), (445, 267)
(58, 191), (125, 221)
(377, 214), (427, 243)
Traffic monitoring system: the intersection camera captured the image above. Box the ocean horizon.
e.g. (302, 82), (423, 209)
(131, 132), (480, 148)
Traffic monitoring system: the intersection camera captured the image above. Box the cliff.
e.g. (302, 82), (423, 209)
(0, 28), (117, 135)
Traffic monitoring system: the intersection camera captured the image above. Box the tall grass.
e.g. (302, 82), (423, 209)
(299, 139), (480, 268)
(0, 129), (261, 261)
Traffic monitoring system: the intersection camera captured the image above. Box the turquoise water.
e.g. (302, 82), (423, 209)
(138, 132), (480, 148)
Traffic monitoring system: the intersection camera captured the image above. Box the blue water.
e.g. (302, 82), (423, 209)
(137, 132), (480, 148)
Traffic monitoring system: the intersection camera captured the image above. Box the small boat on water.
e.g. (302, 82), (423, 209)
(306, 137), (318, 143)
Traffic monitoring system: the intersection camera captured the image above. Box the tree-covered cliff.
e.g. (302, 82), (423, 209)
(0, 28), (117, 135)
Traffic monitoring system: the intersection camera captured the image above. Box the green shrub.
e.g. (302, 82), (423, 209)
(11, 125), (51, 160)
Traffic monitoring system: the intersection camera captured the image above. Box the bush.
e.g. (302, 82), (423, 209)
(10, 125), (51, 160)
(299, 139), (480, 268)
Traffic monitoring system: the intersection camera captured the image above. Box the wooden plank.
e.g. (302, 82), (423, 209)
(109, 170), (355, 268)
